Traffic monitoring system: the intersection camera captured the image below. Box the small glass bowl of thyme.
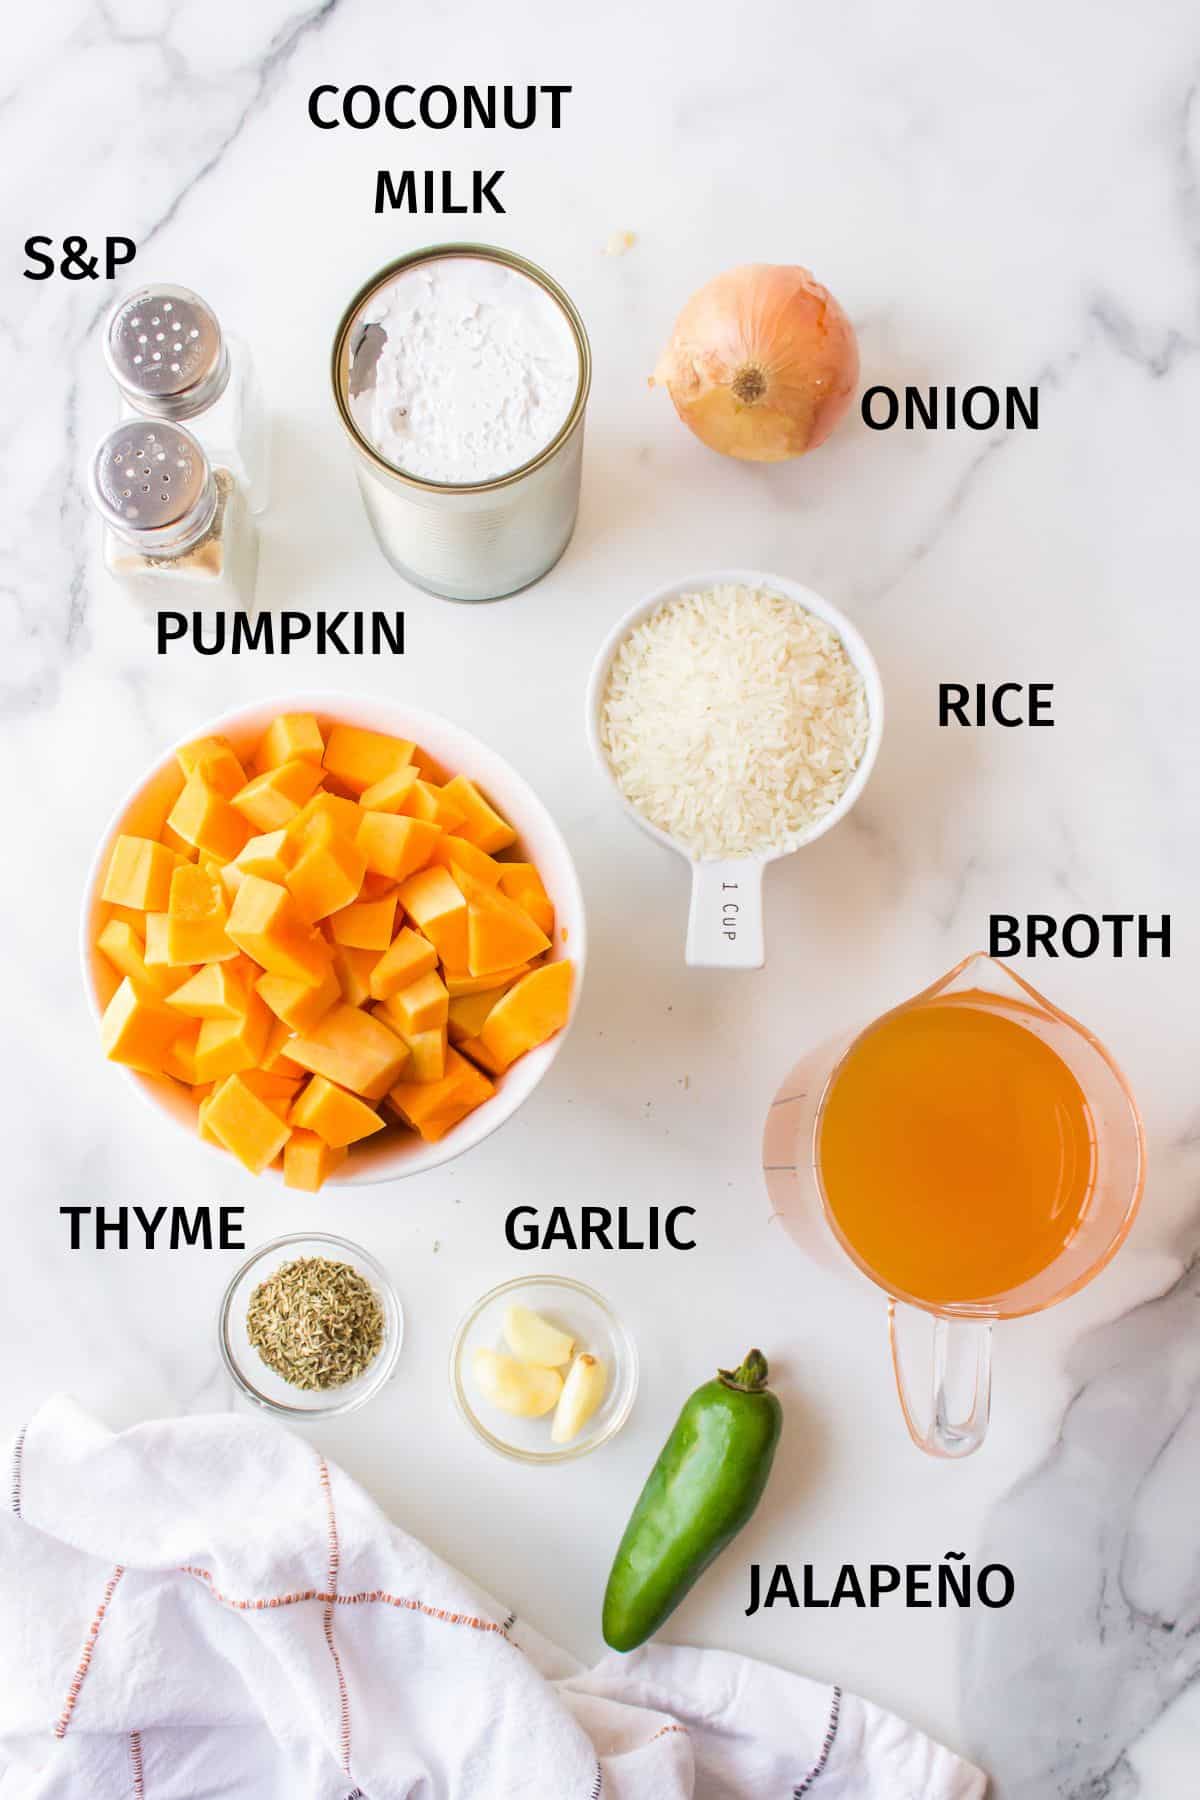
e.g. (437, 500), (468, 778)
(219, 1234), (403, 1418)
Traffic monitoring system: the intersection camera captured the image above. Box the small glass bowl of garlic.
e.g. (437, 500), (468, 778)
(450, 1275), (639, 1463)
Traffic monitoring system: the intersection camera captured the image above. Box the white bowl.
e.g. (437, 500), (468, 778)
(81, 690), (586, 1185)
(586, 568), (884, 969)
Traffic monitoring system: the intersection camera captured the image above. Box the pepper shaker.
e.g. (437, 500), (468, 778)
(89, 421), (258, 611)
(104, 284), (270, 513)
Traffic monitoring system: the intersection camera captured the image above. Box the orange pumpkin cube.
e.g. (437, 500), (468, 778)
(368, 926), (439, 1001)
(390, 1022), (447, 1083)
(439, 775), (517, 852)
(204, 1073), (292, 1174)
(234, 829), (296, 884)
(462, 880), (552, 977)
(227, 875), (333, 986)
(283, 1129), (347, 1191)
(162, 1023), (202, 1085)
(476, 960), (574, 1073)
(358, 766), (421, 812)
(260, 1015), (307, 1077)
(167, 770), (250, 863)
(447, 987), (507, 1044)
(255, 713), (324, 773)
(286, 816), (367, 921)
(387, 1047), (494, 1139)
(289, 791), (362, 840)
(322, 723), (415, 795)
(232, 760), (324, 833)
(381, 969), (448, 1036)
(166, 960), (252, 1020)
(193, 992), (272, 1082)
(396, 866), (468, 970)
(288, 1003), (412, 1099)
(97, 917), (190, 998)
(289, 1076), (385, 1148)
(175, 736), (246, 796)
(331, 944), (381, 1008)
(256, 960), (341, 1031)
(100, 978), (181, 1074)
(165, 864), (237, 966)
(398, 779), (467, 832)
(355, 812), (441, 884)
(444, 962), (531, 998)
(327, 891), (398, 951)
(101, 835), (182, 911)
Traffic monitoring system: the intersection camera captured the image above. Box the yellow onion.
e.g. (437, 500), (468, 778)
(651, 263), (859, 462)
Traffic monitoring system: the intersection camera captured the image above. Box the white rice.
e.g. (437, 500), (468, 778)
(599, 584), (870, 859)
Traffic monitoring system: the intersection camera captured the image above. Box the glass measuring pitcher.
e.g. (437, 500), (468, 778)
(770, 954), (1144, 1458)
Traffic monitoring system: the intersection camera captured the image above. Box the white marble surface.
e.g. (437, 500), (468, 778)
(3, 1), (1199, 1793)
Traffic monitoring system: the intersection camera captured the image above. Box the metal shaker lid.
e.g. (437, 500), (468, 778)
(90, 421), (217, 556)
(104, 284), (230, 418)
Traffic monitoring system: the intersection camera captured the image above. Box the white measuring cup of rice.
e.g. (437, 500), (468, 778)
(586, 568), (884, 968)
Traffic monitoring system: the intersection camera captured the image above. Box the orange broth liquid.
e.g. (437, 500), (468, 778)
(817, 992), (1097, 1306)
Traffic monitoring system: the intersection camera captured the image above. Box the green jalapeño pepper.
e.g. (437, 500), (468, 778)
(602, 1349), (782, 1652)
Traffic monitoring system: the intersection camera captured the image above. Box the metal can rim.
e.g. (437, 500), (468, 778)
(330, 243), (592, 496)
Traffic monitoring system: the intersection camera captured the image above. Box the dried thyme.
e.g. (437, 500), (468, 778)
(246, 1256), (384, 1391)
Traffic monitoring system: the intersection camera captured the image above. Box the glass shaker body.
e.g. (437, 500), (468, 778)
(91, 423), (259, 615)
(106, 286), (270, 513)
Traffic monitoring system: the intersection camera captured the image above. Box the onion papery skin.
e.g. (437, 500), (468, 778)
(652, 263), (859, 462)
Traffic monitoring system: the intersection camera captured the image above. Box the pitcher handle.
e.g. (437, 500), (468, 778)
(888, 1300), (992, 1459)
(685, 860), (764, 969)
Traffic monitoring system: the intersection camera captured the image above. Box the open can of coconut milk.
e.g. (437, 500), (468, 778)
(331, 245), (591, 602)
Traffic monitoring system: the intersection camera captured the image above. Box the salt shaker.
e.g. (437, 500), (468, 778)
(104, 284), (270, 513)
(89, 421), (258, 611)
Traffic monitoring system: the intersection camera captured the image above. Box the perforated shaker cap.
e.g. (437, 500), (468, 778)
(104, 284), (230, 418)
(90, 421), (218, 556)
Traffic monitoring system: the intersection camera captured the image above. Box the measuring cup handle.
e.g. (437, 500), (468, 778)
(685, 860), (764, 968)
(888, 1301), (993, 1459)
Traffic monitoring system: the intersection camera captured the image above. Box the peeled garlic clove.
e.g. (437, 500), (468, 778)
(502, 1304), (575, 1368)
(473, 1348), (562, 1418)
(551, 1353), (608, 1444)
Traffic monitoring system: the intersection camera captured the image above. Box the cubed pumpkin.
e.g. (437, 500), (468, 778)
(204, 1073), (291, 1174)
(165, 864), (237, 965)
(255, 713), (324, 773)
(167, 770), (250, 863)
(193, 992), (272, 1082)
(387, 1047), (494, 1140)
(330, 944), (381, 1008)
(327, 891), (398, 951)
(355, 812), (441, 884)
(175, 736), (246, 797)
(165, 960), (252, 1020)
(322, 723), (415, 795)
(97, 916), (190, 997)
(256, 960), (341, 1031)
(476, 960), (574, 1073)
(447, 986), (508, 1044)
(368, 926), (439, 1000)
(287, 815), (367, 921)
(283, 1130), (347, 1191)
(100, 978), (181, 1074)
(462, 880), (552, 977)
(398, 779), (466, 832)
(444, 962), (531, 998)
(101, 835), (182, 911)
(396, 866), (468, 970)
(358, 765), (421, 813)
(289, 1076), (386, 1148)
(432, 836), (503, 887)
(232, 760), (324, 833)
(227, 876), (333, 986)
(381, 969), (448, 1036)
(439, 775), (517, 852)
(234, 829), (297, 883)
(287, 1004), (412, 1099)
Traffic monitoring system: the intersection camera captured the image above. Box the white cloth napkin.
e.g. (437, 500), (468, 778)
(0, 1398), (987, 1799)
